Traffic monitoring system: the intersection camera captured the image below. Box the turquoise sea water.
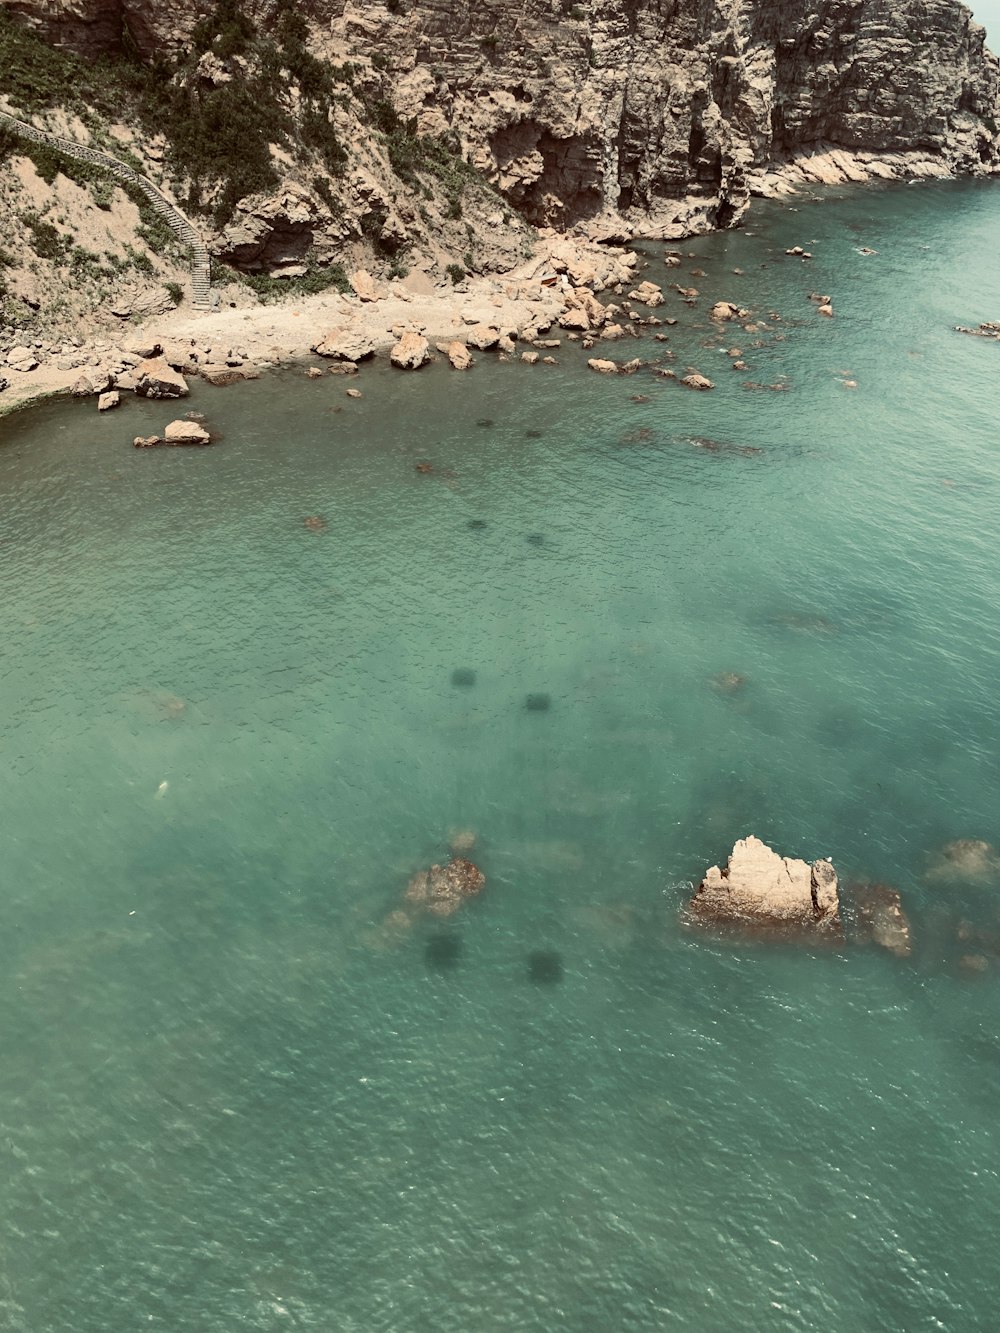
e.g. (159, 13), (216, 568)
(2, 179), (1000, 1331)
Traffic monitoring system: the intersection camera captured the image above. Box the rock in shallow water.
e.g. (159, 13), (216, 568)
(689, 835), (841, 935)
(853, 883), (912, 957)
(404, 857), (486, 917)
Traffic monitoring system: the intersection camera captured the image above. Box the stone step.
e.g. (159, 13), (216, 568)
(0, 108), (212, 309)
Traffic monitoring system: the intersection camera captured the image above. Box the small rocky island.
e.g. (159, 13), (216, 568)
(689, 835), (842, 936)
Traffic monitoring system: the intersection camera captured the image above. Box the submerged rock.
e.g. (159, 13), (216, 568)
(689, 835), (841, 935)
(853, 883), (912, 957)
(404, 857), (486, 917)
(926, 838), (1000, 882)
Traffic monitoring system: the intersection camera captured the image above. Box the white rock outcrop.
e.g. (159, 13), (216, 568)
(689, 835), (841, 934)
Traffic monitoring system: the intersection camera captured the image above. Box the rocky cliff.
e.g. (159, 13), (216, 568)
(5, 0), (998, 241)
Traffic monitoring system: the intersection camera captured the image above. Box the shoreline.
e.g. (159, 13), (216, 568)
(3, 162), (997, 422)
(0, 233), (638, 419)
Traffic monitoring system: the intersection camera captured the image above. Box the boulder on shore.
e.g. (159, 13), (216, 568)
(441, 340), (473, 370)
(689, 835), (841, 934)
(312, 327), (376, 361)
(134, 356), (190, 399)
(97, 391), (120, 412)
(404, 857), (486, 916)
(349, 268), (380, 302)
(390, 330), (431, 369)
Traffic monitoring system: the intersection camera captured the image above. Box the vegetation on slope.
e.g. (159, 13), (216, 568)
(0, 3), (490, 232)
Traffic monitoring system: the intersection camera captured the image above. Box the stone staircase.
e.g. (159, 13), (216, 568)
(0, 110), (212, 309)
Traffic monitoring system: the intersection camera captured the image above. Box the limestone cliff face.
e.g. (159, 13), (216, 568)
(6, 0), (999, 236)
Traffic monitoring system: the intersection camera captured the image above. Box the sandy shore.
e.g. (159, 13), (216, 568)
(0, 236), (641, 418)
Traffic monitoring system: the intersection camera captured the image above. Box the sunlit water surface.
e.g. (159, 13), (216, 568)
(2, 180), (1000, 1332)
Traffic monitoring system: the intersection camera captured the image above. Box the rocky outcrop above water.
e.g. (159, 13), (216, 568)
(689, 835), (842, 935)
(7, 0), (999, 243)
(404, 857), (486, 917)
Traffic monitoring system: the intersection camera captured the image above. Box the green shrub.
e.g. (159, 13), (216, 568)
(227, 263), (352, 302)
(164, 280), (184, 305)
(445, 262), (465, 284)
(21, 211), (70, 262)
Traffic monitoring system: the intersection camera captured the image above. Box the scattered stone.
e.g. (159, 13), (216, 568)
(711, 301), (741, 321)
(97, 391), (120, 412)
(346, 388), (363, 398)
(588, 358), (619, 374)
(955, 321), (1000, 340)
(134, 357), (190, 400)
(628, 281), (664, 307)
(818, 303), (834, 317)
(521, 349), (539, 364)
(304, 515), (327, 532)
(620, 358), (643, 374)
(133, 436), (163, 448)
(466, 323), (500, 351)
(327, 361), (359, 375)
(689, 835), (841, 935)
(306, 367), (324, 379)
(6, 345), (39, 372)
(681, 373), (715, 390)
(201, 367), (247, 387)
(541, 356), (558, 365)
(559, 308), (591, 331)
(732, 359), (748, 371)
